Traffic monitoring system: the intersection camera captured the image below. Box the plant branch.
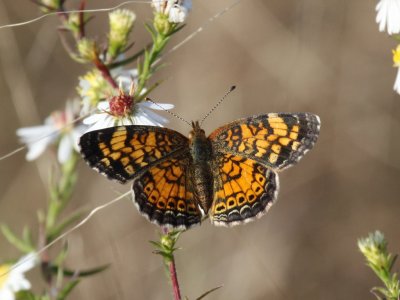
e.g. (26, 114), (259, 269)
(169, 255), (181, 300)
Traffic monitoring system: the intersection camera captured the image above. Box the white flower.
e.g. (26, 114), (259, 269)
(376, 0), (400, 35)
(152, 0), (192, 23)
(17, 100), (87, 163)
(0, 253), (38, 300)
(83, 100), (174, 132)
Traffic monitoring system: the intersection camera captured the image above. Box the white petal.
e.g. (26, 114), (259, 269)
(139, 102), (174, 110)
(83, 113), (104, 125)
(8, 275), (31, 291)
(393, 68), (400, 94)
(0, 288), (14, 300)
(79, 78), (91, 90)
(16, 125), (54, 143)
(14, 253), (38, 273)
(165, 0), (175, 14)
(152, 0), (162, 12)
(115, 68), (139, 86)
(376, 0), (400, 34)
(140, 107), (169, 124)
(58, 135), (73, 163)
(71, 126), (86, 151)
(25, 137), (53, 161)
(97, 101), (110, 110)
(86, 115), (115, 132)
(136, 114), (157, 126)
(169, 6), (188, 23)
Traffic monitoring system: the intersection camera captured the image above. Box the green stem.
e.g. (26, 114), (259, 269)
(46, 152), (79, 233)
(136, 29), (173, 97)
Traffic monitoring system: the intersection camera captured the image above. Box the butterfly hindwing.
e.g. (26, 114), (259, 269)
(132, 152), (202, 229)
(79, 125), (189, 183)
(209, 113), (320, 170)
(210, 153), (279, 226)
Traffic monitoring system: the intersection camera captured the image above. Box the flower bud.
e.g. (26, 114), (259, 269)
(160, 234), (174, 249)
(154, 12), (172, 35)
(108, 9), (136, 59)
(77, 38), (98, 62)
(39, 0), (60, 12)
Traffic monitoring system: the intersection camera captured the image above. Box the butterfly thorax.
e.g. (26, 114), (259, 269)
(188, 121), (213, 214)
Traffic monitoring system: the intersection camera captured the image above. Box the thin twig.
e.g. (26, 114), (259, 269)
(169, 257), (182, 300)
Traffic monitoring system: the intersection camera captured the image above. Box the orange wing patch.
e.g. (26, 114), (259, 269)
(132, 155), (202, 229)
(209, 113), (320, 170)
(79, 125), (188, 183)
(210, 153), (279, 226)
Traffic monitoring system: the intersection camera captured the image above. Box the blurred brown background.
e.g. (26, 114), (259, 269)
(1, 0), (400, 299)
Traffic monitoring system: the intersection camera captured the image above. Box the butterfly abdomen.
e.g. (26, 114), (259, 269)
(189, 129), (214, 213)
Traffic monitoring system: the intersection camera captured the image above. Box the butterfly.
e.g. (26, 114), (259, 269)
(79, 113), (320, 230)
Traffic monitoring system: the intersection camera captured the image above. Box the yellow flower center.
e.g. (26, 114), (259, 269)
(0, 264), (11, 289)
(393, 45), (400, 67)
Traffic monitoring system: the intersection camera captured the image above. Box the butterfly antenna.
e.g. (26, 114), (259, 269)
(145, 98), (192, 127)
(200, 86), (236, 126)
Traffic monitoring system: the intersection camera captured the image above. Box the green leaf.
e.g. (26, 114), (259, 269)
(144, 23), (157, 41)
(152, 249), (173, 262)
(196, 286), (223, 300)
(107, 44), (150, 69)
(169, 23), (186, 36)
(57, 280), (80, 300)
(54, 242), (69, 266)
(389, 254), (398, 271)
(1, 224), (34, 253)
(371, 286), (389, 299)
(47, 210), (84, 241)
(136, 81), (162, 101)
(149, 240), (162, 248)
(22, 226), (34, 249)
(16, 290), (36, 300)
(50, 264), (109, 277)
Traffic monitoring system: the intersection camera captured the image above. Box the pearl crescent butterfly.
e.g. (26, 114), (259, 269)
(79, 113), (320, 229)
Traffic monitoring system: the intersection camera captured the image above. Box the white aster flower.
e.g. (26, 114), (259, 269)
(0, 253), (38, 300)
(17, 99), (87, 163)
(376, 0), (400, 35)
(83, 85), (173, 132)
(152, 0), (192, 23)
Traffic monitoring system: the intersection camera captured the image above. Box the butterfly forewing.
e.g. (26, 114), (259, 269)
(79, 125), (189, 183)
(208, 113), (320, 170)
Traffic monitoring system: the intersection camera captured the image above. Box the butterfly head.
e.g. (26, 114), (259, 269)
(188, 121), (206, 140)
